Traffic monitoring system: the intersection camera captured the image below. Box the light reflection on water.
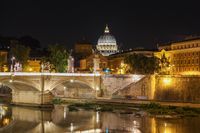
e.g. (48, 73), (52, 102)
(0, 104), (199, 133)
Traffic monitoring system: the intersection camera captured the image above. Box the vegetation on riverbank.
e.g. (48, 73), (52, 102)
(64, 101), (200, 117)
(141, 102), (200, 117)
(68, 103), (114, 112)
(52, 98), (63, 104)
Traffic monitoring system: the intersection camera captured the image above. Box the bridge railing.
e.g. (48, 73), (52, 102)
(0, 72), (101, 77)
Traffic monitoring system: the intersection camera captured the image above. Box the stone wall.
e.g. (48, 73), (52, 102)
(155, 75), (200, 102)
(101, 74), (153, 99)
(101, 75), (135, 97)
(102, 74), (200, 102)
(111, 75), (154, 99)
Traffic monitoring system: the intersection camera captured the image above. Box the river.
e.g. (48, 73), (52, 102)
(0, 104), (199, 133)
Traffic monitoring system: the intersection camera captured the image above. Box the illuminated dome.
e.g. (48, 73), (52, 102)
(96, 25), (118, 56)
(98, 26), (117, 45)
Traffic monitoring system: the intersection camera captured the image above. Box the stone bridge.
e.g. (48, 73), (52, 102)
(0, 72), (101, 106)
(0, 72), (150, 106)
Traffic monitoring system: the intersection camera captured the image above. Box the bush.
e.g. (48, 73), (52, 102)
(52, 98), (62, 104)
(143, 102), (161, 109)
(67, 103), (114, 112)
(100, 106), (113, 112)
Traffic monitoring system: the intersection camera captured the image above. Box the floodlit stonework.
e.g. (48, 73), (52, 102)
(155, 37), (200, 75)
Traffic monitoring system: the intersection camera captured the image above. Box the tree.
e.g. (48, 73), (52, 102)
(159, 53), (171, 74)
(47, 44), (68, 72)
(10, 44), (30, 70)
(124, 54), (160, 74)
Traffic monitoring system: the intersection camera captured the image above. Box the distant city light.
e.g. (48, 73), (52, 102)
(162, 77), (172, 86)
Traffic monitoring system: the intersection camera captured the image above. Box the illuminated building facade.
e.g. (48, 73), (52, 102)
(155, 37), (200, 75)
(96, 25), (118, 56)
(79, 53), (108, 72)
(26, 59), (41, 72)
(0, 50), (8, 72)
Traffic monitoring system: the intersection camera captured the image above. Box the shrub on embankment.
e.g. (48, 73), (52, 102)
(52, 98), (63, 104)
(141, 102), (200, 117)
(68, 102), (114, 112)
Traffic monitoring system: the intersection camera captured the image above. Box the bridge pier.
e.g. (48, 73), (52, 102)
(12, 90), (53, 107)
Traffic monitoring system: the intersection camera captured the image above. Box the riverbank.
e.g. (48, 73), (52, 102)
(53, 98), (200, 117)
(59, 97), (200, 108)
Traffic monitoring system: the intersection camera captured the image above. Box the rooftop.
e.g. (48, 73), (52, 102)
(158, 35), (200, 47)
(109, 48), (157, 57)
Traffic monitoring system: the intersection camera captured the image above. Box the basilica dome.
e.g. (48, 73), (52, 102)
(96, 25), (118, 56)
(97, 26), (117, 45)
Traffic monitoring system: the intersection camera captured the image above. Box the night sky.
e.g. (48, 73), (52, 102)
(1, 0), (200, 49)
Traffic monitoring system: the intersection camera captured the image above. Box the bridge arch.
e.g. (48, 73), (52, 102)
(0, 78), (40, 92)
(49, 79), (96, 98)
(48, 78), (95, 92)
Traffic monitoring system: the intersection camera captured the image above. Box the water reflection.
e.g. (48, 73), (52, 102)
(0, 105), (12, 129)
(0, 104), (199, 133)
